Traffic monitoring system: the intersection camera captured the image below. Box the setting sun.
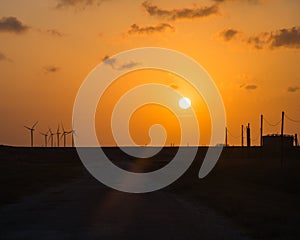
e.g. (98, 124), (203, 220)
(179, 97), (191, 109)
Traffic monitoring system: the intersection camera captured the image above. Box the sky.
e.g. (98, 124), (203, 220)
(0, 0), (300, 147)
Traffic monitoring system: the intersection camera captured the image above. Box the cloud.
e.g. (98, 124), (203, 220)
(244, 84), (258, 90)
(220, 26), (300, 50)
(212, 0), (260, 3)
(46, 29), (65, 37)
(102, 55), (140, 70)
(44, 66), (60, 73)
(142, 1), (219, 21)
(246, 26), (300, 49)
(0, 52), (12, 62)
(239, 82), (258, 90)
(0, 52), (5, 61)
(128, 23), (174, 35)
(219, 28), (239, 41)
(102, 55), (116, 65)
(270, 26), (300, 49)
(246, 33), (270, 49)
(55, 0), (108, 9)
(287, 86), (299, 93)
(0, 16), (29, 34)
(170, 84), (178, 89)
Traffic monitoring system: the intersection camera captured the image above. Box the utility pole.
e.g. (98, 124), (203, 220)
(280, 111), (285, 168)
(260, 114), (263, 147)
(281, 111), (285, 136)
(72, 133), (74, 147)
(295, 134), (298, 147)
(241, 125), (244, 147)
(246, 123), (251, 147)
(30, 130), (34, 147)
(225, 127), (228, 147)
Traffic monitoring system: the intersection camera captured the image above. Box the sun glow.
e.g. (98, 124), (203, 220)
(179, 97), (191, 109)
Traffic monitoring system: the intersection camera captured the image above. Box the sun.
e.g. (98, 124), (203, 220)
(179, 97), (191, 109)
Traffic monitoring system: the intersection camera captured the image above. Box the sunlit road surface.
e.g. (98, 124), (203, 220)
(0, 166), (251, 240)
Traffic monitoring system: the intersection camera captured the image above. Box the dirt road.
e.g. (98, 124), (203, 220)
(0, 171), (251, 240)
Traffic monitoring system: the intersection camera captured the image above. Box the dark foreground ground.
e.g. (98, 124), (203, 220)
(0, 146), (300, 239)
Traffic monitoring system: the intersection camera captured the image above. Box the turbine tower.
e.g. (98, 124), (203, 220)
(40, 130), (49, 147)
(24, 121), (38, 147)
(61, 124), (71, 147)
(70, 129), (77, 147)
(48, 128), (54, 147)
(56, 124), (61, 147)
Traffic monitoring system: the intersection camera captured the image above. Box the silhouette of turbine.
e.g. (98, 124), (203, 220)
(48, 128), (54, 147)
(39, 130), (49, 147)
(70, 129), (77, 147)
(61, 124), (71, 147)
(56, 124), (61, 147)
(24, 121), (38, 147)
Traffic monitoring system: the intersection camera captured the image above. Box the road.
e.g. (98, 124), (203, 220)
(0, 172), (251, 240)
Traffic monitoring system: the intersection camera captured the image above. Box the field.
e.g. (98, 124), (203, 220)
(0, 146), (300, 239)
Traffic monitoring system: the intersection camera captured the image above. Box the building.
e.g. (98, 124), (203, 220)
(262, 134), (294, 149)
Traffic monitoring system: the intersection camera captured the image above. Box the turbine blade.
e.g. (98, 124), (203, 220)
(32, 121), (38, 129)
(24, 126), (31, 130)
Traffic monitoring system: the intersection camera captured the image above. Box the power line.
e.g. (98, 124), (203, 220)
(263, 117), (281, 127)
(250, 129), (260, 142)
(227, 128), (241, 139)
(252, 134), (260, 142)
(285, 114), (300, 123)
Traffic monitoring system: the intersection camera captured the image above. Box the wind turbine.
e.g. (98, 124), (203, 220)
(56, 124), (61, 147)
(70, 129), (77, 147)
(48, 128), (54, 147)
(24, 121), (38, 147)
(61, 124), (71, 147)
(39, 130), (49, 147)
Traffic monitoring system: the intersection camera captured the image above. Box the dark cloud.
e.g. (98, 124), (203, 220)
(221, 26), (300, 50)
(44, 66), (60, 73)
(0, 52), (10, 62)
(170, 84), (178, 89)
(142, 1), (219, 21)
(270, 26), (300, 49)
(244, 84), (258, 90)
(212, 0), (260, 3)
(102, 55), (140, 70)
(288, 86), (299, 93)
(56, 0), (108, 9)
(246, 34), (269, 49)
(246, 26), (300, 49)
(46, 29), (65, 37)
(102, 55), (116, 65)
(128, 23), (174, 35)
(240, 83), (258, 90)
(0, 16), (29, 34)
(220, 28), (239, 41)
(117, 61), (140, 70)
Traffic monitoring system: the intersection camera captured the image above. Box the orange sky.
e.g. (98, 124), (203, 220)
(0, 0), (300, 146)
